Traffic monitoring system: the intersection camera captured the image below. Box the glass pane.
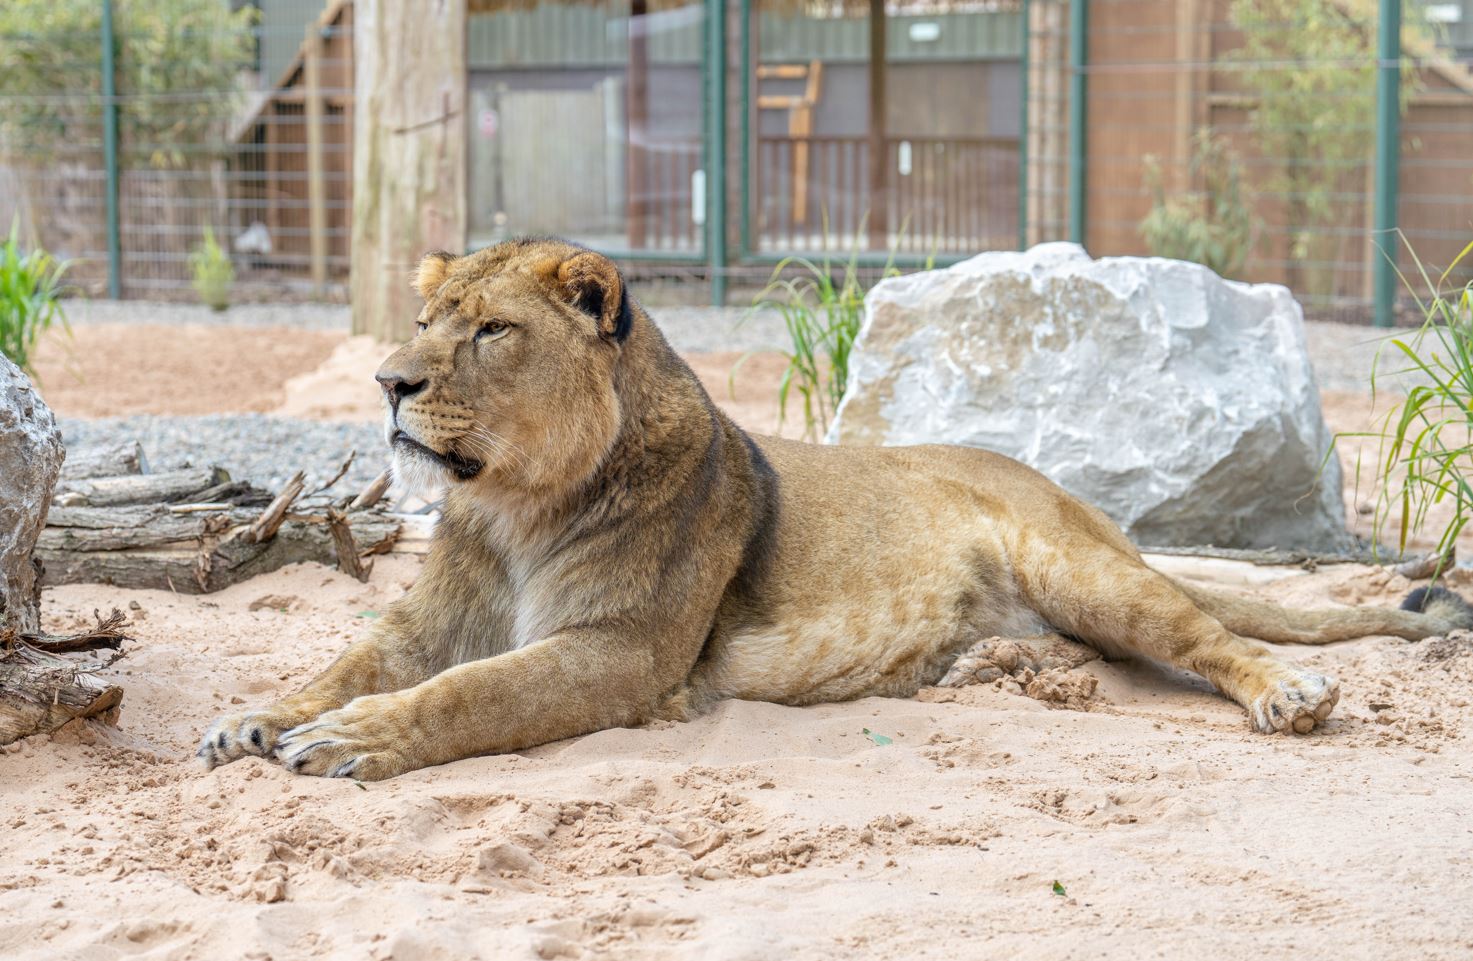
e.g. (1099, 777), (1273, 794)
(467, 0), (707, 255)
(750, 0), (1022, 256)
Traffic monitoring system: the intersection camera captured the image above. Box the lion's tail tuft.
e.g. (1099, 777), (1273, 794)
(1400, 586), (1473, 632)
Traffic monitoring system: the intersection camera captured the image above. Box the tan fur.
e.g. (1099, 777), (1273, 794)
(198, 240), (1468, 780)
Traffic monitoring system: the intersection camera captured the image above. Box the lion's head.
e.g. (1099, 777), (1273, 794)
(375, 239), (635, 500)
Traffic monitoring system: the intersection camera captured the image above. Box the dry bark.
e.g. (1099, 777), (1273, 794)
(0, 608), (132, 746)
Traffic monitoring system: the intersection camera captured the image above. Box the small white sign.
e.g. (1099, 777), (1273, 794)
(908, 21), (941, 43)
(691, 169), (706, 226)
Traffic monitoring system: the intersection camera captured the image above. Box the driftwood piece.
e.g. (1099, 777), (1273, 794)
(242, 471), (306, 545)
(37, 511), (400, 593)
(60, 440), (148, 481)
(0, 608), (132, 746)
(1394, 548), (1456, 581)
(56, 467), (229, 508)
(326, 506), (371, 582)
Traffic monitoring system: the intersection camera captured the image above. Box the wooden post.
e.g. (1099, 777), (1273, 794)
(627, 0), (650, 250)
(350, 0), (467, 342)
(867, 0), (888, 251)
(304, 20), (328, 294)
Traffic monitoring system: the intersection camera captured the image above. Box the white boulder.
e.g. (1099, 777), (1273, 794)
(827, 243), (1349, 551)
(1, 355), (65, 633)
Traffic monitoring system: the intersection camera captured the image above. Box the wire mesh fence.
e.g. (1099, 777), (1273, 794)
(1025, 0), (1473, 323)
(0, 0), (353, 302)
(1, 0), (1468, 319)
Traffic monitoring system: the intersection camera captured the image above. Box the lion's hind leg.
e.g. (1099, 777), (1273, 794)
(1019, 538), (1340, 734)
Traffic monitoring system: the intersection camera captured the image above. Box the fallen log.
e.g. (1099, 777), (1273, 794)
(36, 510), (400, 594)
(0, 608), (132, 746)
(55, 467), (230, 508)
(60, 440), (148, 481)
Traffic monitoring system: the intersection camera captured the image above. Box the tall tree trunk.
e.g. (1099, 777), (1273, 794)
(350, 0), (468, 342)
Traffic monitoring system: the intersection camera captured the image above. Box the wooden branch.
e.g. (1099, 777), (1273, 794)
(309, 450), (356, 497)
(326, 507), (370, 582)
(350, 469), (392, 511)
(7, 608), (131, 653)
(1394, 547), (1456, 581)
(55, 467), (230, 508)
(242, 471), (306, 545)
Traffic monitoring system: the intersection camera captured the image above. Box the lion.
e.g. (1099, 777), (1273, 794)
(198, 238), (1473, 780)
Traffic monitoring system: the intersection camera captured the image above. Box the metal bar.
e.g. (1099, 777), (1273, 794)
(739, 0), (753, 260)
(707, 0), (727, 305)
(101, 0), (122, 299)
(1372, 0), (1402, 328)
(304, 20), (328, 294)
(1067, 0), (1087, 247)
(1018, 0), (1030, 250)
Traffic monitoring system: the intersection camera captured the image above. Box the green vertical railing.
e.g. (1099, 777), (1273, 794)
(101, 0), (122, 299)
(1067, 0), (1087, 247)
(1372, 0), (1402, 328)
(1018, 0), (1030, 250)
(706, 0), (728, 306)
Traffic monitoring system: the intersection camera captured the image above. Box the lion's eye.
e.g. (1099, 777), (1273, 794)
(475, 321), (510, 343)
(415, 322), (428, 336)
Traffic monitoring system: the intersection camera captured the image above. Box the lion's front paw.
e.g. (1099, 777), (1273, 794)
(273, 694), (417, 781)
(197, 704), (319, 770)
(1249, 667), (1340, 735)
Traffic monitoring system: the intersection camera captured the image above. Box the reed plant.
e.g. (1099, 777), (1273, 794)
(0, 220), (70, 376)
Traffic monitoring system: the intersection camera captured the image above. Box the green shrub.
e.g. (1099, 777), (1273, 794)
(189, 225), (234, 312)
(0, 0), (256, 170)
(0, 221), (70, 376)
(1139, 130), (1255, 279)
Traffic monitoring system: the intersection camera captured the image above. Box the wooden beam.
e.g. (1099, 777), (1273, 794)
(350, 0), (468, 341)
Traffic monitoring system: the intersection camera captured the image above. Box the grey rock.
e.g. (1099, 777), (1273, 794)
(0, 356), (65, 633)
(828, 243), (1350, 551)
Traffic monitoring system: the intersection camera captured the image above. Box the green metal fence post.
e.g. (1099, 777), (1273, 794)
(1372, 0), (1402, 328)
(1067, 0), (1087, 247)
(1017, 0), (1030, 251)
(101, 0), (122, 299)
(707, 0), (728, 306)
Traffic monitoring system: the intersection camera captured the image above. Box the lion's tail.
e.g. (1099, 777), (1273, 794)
(1167, 577), (1473, 645)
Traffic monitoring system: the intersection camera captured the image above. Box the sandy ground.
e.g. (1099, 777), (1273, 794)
(5, 558), (1473, 959)
(8, 321), (1473, 959)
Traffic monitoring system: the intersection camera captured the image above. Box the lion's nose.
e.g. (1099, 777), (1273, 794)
(375, 372), (427, 410)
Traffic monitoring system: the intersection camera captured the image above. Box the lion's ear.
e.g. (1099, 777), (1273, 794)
(413, 250), (458, 300)
(556, 251), (633, 341)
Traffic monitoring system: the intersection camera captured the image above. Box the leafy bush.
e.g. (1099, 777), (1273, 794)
(1353, 240), (1473, 571)
(189, 225), (233, 312)
(0, 222), (70, 376)
(1139, 130), (1256, 279)
(1227, 0), (1421, 299)
(0, 0), (255, 169)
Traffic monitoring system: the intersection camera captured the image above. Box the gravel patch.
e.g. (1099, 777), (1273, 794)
(62, 299), (351, 331)
(57, 415), (389, 496)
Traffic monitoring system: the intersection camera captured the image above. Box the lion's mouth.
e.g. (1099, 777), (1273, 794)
(390, 431), (484, 480)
